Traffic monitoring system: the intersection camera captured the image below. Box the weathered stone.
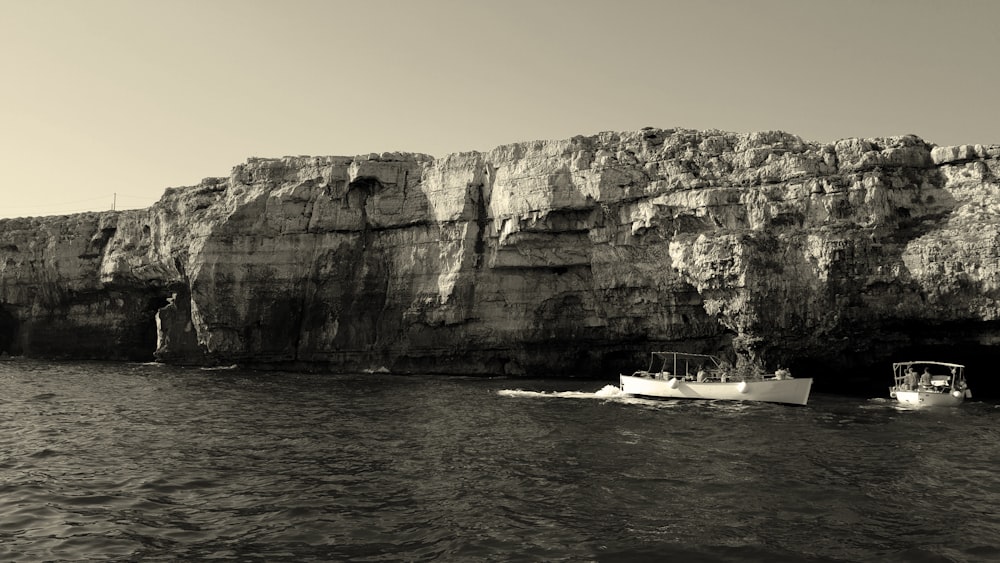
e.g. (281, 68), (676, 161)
(2, 128), (1000, 383)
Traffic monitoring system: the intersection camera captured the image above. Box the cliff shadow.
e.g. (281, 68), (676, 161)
(765, 167), (966, 369)
(10, 288), (170, 362)
(0, 304), (20, 356)
(880, 173), (958, 244)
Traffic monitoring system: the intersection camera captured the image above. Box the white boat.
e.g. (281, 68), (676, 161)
(619, 351), (813, 406)
(889, 361), (971, 407)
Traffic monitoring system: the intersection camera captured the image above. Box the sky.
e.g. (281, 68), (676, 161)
(1, 0), (998, 218)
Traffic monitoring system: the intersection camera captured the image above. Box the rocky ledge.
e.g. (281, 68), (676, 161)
(2, 129), (999, 388)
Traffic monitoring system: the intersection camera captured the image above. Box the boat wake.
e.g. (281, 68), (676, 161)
(498, 385), (762, 410)
(498, 384), (626, 401)
(497, 384), (683, 409)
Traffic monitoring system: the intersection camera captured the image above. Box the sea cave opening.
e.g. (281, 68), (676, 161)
(886, 341), (1000, 400)
(799, 324), (1000, 401)
(0, 305), (20, 356)
(130, 293), (172, 362)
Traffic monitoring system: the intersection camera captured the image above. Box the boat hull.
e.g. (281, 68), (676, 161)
(892, 390), (965, 407)
(619, 374), (813, 406)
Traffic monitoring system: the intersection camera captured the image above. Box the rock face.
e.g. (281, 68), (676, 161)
(2, 129), (1000, 385)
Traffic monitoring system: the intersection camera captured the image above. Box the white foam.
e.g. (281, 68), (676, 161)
(594, 384), (626, 397)
(498, 384), (627, 401)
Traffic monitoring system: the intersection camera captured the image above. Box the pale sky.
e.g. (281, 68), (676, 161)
(1, 0), (997, 218)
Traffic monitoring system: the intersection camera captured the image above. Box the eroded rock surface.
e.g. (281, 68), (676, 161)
(2, 129), (999, 380)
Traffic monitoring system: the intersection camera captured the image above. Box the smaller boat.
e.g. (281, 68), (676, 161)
(619, 351), (813, 406)
(889, 361), (971, 407)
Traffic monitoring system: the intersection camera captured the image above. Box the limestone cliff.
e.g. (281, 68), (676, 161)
(2, 129), (999, 384)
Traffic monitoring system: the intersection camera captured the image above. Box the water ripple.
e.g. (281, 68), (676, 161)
(0, 363), (999, 561)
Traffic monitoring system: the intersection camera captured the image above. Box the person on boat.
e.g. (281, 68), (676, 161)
(903, 367), (917, 390)
(696, 368), (705, 382)
(774, 366), (792, 380)
(920, 368), (932, 388)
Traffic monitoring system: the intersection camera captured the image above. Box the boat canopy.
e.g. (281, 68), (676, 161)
(892, 361), (965, 370)
(647, 351), (724, 375)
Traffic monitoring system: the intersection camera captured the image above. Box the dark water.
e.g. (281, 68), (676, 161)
(1, 360), (999, 562)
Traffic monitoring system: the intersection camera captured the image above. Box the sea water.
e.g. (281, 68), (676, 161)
(1, 359), (998, 562)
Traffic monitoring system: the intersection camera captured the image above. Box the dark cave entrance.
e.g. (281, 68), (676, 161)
(119, 292), (172, 362)
(0, 305), (19, 356)
(150, 287), (204, 364)
(887, 341), (1000, 400)
(142, 294), (172, 359)
(800, 321), (1000, 400)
